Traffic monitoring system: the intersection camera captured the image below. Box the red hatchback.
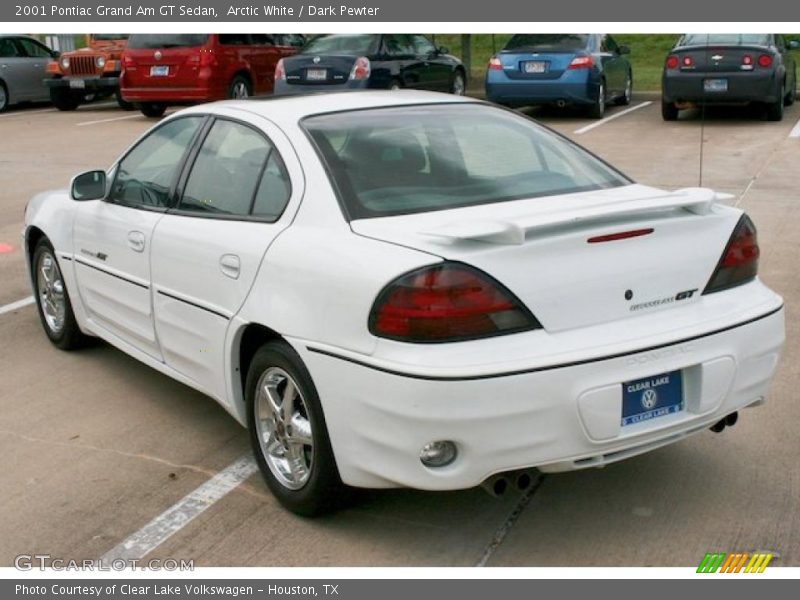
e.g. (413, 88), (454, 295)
(120, 33), (298, 117)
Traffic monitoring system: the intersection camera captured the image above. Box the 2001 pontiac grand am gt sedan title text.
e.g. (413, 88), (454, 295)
(23, 91), (784, 515)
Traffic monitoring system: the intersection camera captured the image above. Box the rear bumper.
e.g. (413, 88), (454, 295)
(485, 70), (597, 106)
(292, 287), (784, 490)
(663, 71), (780, 104)
(120, 86), (223, 103)
(45, 76), (120, 91)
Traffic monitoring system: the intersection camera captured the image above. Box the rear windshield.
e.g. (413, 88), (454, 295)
(504, 34), (590, 52)
(127, 34), (209, 49)
(679, 34), (772, 46)
(301, 34), (377, 55)
(91, 34), (129, 41)
(303, 103), (629, 220)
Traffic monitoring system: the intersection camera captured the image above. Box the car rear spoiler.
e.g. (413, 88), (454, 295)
(419, 188), (735, 245)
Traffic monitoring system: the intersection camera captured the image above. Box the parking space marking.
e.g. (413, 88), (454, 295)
(100, 454), (258, 563)
(573, 101), (653, 135)
(77, 114), (149, 127)
(0, 108), (57, 119)
(0, 296), (35, 317)
(789, 117), (800, 138)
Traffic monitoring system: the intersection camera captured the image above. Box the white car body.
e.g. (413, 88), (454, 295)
(24, 91), (785, 494)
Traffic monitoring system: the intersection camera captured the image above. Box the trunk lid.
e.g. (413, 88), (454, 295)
(283, 54), (358, 85)
(123, 34), (210, 88)
(672, 45), (771, 73)
(352, 185), (739, 332)
(497, 50), (579, 80)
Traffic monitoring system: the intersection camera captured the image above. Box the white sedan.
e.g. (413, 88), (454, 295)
(24, 91), (785, 515)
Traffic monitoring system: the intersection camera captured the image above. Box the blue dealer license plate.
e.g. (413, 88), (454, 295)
(621, 370), (683, 426)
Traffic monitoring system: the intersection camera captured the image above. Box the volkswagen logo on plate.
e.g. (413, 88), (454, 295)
(154, 51), (162, 61)
(641, 389), (658, 410)
(312, 56), (321, 64)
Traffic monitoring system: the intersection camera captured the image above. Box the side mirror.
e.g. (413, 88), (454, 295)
(618, 45), (631, 55)
(71, 170), (106, 201)
(438, 46), (449, 55)
(789, 40), (800, 50)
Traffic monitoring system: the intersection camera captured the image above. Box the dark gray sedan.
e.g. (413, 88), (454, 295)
(662, 33), (799, 121)
(0, 35), (56, 112)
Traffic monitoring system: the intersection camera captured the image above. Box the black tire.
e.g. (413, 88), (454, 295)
(246, 341), (346, 516)
(587, 79), (606, 119)
(784, 79), (796, 107)
(615, 71), (632, 106)
(0, 80), (9, 113)
(32, 239), (88, 350)
(116, 91), (134, 111)
(450, 71), (466, 96)
(765, 85), (784, 121)
(139, 102), (167, 118)
(661, 99), (679, 121)
(50, 87), (81, 111)
(228, 75), (252, 99)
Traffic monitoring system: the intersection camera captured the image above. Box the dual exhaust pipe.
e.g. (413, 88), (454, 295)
(710, 411), (738, 433)
(480, 468), (538, 497)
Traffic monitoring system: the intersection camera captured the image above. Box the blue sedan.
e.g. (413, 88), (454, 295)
(485, 34), (633, 118)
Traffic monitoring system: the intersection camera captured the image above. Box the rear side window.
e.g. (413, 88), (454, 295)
(17, 38), (52, 58)
(180, 119), (291, 220)
(304, 103), (628, 220)
(109, 116), (203, 209)
(504, 34), (590, 52)
(0, 38), (20, 58)
(127, 34), (209, 49)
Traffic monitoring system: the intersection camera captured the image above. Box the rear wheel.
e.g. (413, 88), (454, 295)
(389, 78), (402, 91)
(0, 81), (8, 113)
(661, 99), (678, 121)
(32, 239), (87, 350)
(246, 341), (346, 516)
(228, 75), (252, 99)
(50, 87), (81, 111)
(139, 102), (167, 118)
(587, 80), (605, 119)
(765, 84), (785, 121)
(450, 71), (466, 96)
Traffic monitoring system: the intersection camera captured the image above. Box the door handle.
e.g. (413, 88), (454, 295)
(127, 231), (146, 253)
(219, 254), (240, 280)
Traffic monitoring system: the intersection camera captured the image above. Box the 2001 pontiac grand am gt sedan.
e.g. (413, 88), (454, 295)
(24, 91), (784, 515)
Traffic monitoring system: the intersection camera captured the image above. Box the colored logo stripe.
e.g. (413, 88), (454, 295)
(697, 553), (726, 573)
(697, 552), (773, 573)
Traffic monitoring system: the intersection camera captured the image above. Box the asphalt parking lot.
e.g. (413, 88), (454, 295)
(1, 94), (799, 567)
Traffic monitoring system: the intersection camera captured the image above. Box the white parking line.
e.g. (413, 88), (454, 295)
(573, 101), (653, 135)
(100, 454), (258, 563)
(0, 108), (57, 119)
(789, 117), (800, 138)
(77, 113), (147, 127)
(0, 296), (35, 317)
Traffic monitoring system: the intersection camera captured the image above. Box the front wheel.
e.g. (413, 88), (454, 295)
(784, 80), (796, 107)
(32, 239), (87, 350)
(139, 102), (167, 118)
(450, 71), (466, 96)
(246, 341), (346, 516)
(615, 73), (632, 106)
(0, 81), (9, 113)
(50, 87), (81, 111)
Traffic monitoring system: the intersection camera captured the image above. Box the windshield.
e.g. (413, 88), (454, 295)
(127, 34), (209, 49)
(301, 34), (377, 55)
(91, 34), (129, 42)
(680, 34), (772, 46)
(504, 34), (590, 52)
(303, 103), (629, 220)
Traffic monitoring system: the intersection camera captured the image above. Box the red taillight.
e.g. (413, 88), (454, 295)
(568, 55), (593, 70)
(587, 228), (654, 244)
(349, 56), (371, 81)
(274, 58), (286, 80)
(666, 55), (679, 69)
(682, 56), (694, 68)
(488, 57), (503, 70)
(742, 55), (753, 66)
(757, 54), (773, 68)
(369, 263), (540, 343)
(703, 215), (760, 294)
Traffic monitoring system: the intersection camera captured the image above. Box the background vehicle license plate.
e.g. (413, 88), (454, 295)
(524, 61), (547, 74)
(621, 370), (684, 426)
(703, 78), (728, 92)
(306, 68), (327, 81)
(150, 65), (169, 77)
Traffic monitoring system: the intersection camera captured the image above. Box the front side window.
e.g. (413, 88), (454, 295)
(17, 38), (52, 58)
(109, 117), (203, 209)
(304, 103), (629, 219)
(180, 119), (291, 220)
(411, 35), (436, 56)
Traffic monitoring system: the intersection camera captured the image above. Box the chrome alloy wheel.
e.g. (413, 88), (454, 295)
(255, 367), (314, 490)
(36, 251), (66, 334)
(232, 81), (249, 99)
